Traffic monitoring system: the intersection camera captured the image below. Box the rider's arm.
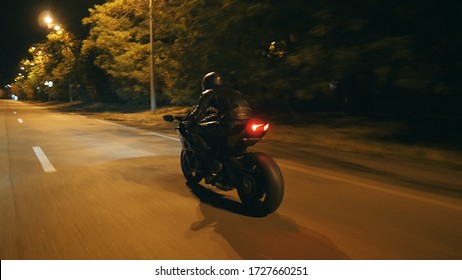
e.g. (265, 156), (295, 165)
(186, 90), (214, 126)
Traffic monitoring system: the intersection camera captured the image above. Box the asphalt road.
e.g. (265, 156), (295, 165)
(1, 99), (462, 259)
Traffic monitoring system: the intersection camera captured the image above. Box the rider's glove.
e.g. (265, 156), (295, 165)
(183, 120), (194, 130)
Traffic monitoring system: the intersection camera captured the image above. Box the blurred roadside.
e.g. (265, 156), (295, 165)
(31, 101), (462, 170)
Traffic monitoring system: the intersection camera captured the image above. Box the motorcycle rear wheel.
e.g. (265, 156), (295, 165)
(180, 149), (203, 184)
(237, 153), (284, 215)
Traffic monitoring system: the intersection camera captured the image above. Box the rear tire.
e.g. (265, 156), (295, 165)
(180, 149), (203, 184)
(237, 153), (284, 215)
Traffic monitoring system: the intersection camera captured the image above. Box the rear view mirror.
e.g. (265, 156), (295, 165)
(163, 115), (174, 122)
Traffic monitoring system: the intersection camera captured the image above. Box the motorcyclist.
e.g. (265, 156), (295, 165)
(184, 72), (253, 183)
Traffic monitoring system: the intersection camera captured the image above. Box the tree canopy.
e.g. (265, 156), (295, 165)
(11, 0), (462, 114)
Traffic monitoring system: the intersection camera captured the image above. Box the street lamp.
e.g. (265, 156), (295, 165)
(5, 84), (13, 99)
(44, 80), (53, 102)
(44, 15), (53, 25)
(149, 0), (156, 112)
(41, 13), (72, 102)
(42, 14), (62, 34)
(43, 14), (61, 32)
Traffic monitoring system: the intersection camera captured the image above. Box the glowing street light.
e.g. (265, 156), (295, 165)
(42, 13), (62, 33)
(39, 11), (72, 102)
(44, 81), (53, 102)
(44, 15), (53, 25)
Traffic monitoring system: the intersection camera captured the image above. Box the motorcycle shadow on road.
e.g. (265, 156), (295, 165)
(186, 182), (266, 218)
(186, 182), (350, 260)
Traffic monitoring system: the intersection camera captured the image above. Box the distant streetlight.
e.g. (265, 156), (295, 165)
(44, 15), (53, 25)
(5, 84), (12, 98)
(40, 12), (72, 102)
(149, 0), (156, 112)
(44, 81), (53, 102)
(42, 14), (62, 33)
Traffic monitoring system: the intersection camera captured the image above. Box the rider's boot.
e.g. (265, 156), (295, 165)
(205, 160), (223, 184)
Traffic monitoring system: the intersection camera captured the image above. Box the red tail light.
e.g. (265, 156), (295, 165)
(251, 123), (269, 132)
(246, 119), (269, 137)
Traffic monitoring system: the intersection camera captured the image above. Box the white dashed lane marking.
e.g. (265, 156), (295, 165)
(32, 146), (57, 173)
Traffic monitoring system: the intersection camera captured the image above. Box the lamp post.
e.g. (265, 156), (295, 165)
(5, 84), (12, 99)
(44, 80), (53, 102)
(149, 0), (156, 112)
(42, 14), (73, 102)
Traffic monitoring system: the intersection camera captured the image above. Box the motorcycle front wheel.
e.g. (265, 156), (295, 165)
(180, 149), (203, 184)
(237, 152), (284, 215)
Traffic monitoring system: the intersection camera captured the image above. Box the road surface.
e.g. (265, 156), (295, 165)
(1, 100), (462, 259)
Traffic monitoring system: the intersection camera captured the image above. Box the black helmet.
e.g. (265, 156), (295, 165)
(202, 72), (223, 91)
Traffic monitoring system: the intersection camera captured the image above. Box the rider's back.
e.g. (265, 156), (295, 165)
(207, 87), (253, 123)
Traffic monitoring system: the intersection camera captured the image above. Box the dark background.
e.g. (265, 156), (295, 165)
(0, 0), (104, 85)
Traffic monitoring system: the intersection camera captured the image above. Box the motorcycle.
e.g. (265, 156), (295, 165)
(163, 112), (284, 215)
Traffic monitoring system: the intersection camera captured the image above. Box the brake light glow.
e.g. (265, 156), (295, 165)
(246, 119), (269, 137)
(251, 123), (269, 132)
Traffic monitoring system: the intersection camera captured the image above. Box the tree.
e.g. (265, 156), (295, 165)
(82, 0), (151, 103)
(12, 28), (80, 102)
(78, 0), (461, 113)
(45, 29), (79, 101)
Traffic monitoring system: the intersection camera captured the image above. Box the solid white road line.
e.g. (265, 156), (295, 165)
(97, 119), (179, 141)
(279, 162), (462, 212)
(97, 119), (126, 128)
(151, 132), (180, 141)
(17, 118), (23, 123)
(32, 146), (57, 173)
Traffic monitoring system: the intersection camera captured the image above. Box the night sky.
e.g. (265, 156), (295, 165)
(0, 0), (105, 86)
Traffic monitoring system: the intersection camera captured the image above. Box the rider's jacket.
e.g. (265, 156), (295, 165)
(187, 87), (253, 128)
